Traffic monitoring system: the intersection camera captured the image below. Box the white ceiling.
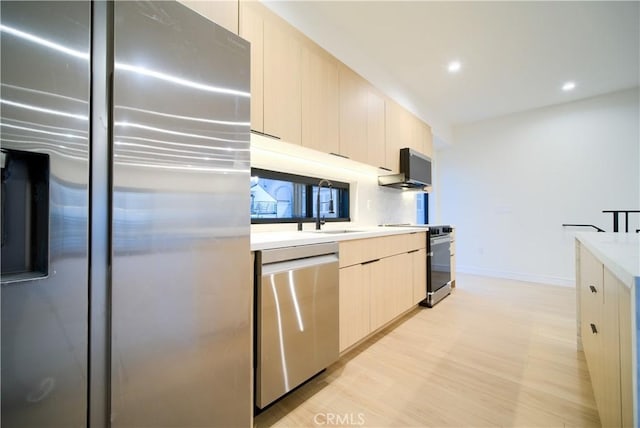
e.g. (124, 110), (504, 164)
(262, 1), (640, 145)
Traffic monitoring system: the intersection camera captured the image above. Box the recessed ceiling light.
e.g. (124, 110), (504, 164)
(447, 61), (461, 73)
(562, 81), (576, 91)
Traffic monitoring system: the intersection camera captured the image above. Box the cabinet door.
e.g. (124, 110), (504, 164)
(179, 0), (239, 34)
(394, 253), (413, 317)
(369, 258), (391, 331)
(384, 99), (410, 172)
(578, 245), (604, 405)
(618, 279), (634, 427)
(601, 267), (622, 428)
(301, 42), (339, 154)
(422, 122), (434, 158)
(263, 12), (301, 144)
(412, 249), (427, 304)
(239, 1), (264, 132)
(338, 64), (368, 162)
(367, 88), (386, 168)
(339, 264), (370, 352)
(370, 254), (412, 331)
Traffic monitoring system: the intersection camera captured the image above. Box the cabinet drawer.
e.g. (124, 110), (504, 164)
(580, 246), (604, 304)
(405, 232), (426, 252)
(339, 232), (426, 267)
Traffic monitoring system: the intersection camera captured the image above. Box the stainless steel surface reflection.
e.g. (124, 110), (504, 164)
(111, 3), (251, 427)
(257, 243), (339, 409)
(1, 2), (91, 426)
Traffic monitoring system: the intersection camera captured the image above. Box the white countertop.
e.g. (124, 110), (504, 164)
(251, 226), (428, 251)
(576, 232), (640, 289)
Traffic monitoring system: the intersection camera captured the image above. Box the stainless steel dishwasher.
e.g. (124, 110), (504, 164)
(255, 242), (339, 409)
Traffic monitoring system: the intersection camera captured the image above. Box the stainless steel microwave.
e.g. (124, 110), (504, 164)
(378, 148), (432, 189)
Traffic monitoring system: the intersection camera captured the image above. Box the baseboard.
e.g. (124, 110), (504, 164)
(456, 265), (575, 287)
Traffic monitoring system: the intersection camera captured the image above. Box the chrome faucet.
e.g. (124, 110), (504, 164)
(316, 179), (334, 230)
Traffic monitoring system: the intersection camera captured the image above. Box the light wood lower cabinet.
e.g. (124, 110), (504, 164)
(577, 243), (633, 427)
(339, 263), (369, 351)
(412, 249), (427, 304)
(618, 281), (633, 428)
(339, 233), (426, 352)
(370, 254), (412, 331)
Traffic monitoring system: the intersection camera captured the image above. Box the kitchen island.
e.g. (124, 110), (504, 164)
(575, 232), (640, 427)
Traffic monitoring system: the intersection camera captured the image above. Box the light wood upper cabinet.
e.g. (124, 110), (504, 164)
(238, 1), (435, 166)
(239, 1), (264, 132)
(263, 11), (301, 144)
(179, 0), (238, 34)
(301, 42), (339, 154)
(367, 88), (386, 169)
(384, 99), (410, 172)
(338, 64), (368, 162)
(385, 99), (433, 171)
(422, 121), (434, 158)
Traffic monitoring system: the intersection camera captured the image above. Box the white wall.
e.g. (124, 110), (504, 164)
(436, 88), (640, 286)
(250, 134), (420, 232)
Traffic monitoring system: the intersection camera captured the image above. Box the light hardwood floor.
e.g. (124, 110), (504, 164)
(254, 273), (600, 427)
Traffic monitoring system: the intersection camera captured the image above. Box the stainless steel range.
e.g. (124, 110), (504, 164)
(424, 225), (453, 307)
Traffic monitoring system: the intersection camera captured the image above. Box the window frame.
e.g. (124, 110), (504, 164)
(251, 168), (351, 224)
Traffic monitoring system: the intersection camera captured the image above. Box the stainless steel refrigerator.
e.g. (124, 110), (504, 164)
(1, 1), (252, 426)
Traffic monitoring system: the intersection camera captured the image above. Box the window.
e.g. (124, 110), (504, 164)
(250, 168), (350, 223)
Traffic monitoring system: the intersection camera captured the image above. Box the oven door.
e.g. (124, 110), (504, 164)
(430, 234), (451, 292)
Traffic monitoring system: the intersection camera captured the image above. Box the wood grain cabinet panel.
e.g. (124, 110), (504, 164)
(239, 1), (264, 132)
(339, 264), (370, 352)
(412, 248), (427, 304)
(618, 281), (633, 428)
(600, 266), (621, 428)
(577, 243), (633, 428)
(179, 0), (238, 34)
(370, 254), (412, 331)
(338, 64), (368, 163)
(384, 99), (403, 173)
(263, 11), (301, 144)
(301, 43), (339, 154)
(338, 232), (426, 352)
(369, 257), (392, 331)
(366, 88), (386, 169)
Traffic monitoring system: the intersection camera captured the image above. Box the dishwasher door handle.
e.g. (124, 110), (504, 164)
(261, 254), (338, 276)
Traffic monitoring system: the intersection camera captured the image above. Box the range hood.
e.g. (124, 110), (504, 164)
(378, 148), (432, 190)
